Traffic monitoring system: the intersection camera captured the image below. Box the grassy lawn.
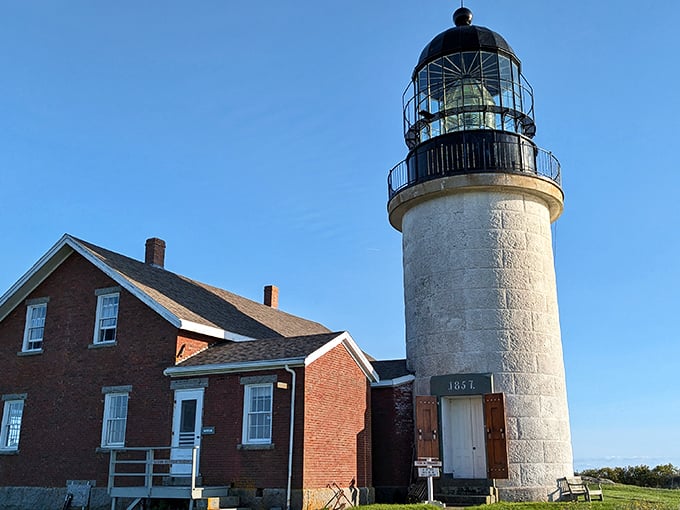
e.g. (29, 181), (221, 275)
(358, 484), (680, 509)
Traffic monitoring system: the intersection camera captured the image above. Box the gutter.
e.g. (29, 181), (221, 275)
(371, 374), (416, 388)
(284, 365), (296, 510)
(164, 358), (305, 377)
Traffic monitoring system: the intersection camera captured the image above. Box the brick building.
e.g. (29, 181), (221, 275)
(369, 361), (414, 503)
(0, 235), (405, 510)
(1, 5), (580, 508)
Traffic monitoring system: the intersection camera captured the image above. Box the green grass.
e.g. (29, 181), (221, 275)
(358, 505), (441, 510)
(358, 484), (680, 510)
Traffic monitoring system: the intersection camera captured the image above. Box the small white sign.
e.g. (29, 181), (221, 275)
(418, 467), (440, 478)
(414, 459), (443, 467)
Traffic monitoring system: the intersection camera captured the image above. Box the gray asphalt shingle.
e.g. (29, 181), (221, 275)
(177, 332), (343, 366)
(371, 359), (411, 380)
(74, 238), (331, 339)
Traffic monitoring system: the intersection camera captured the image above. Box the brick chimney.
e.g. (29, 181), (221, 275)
(145, 238), (166, 268)
(263, 285), (278, 309)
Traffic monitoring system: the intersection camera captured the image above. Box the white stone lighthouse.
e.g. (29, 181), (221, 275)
(387, 7), (573, 501)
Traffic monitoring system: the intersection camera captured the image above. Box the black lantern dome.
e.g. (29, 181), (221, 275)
(388, 8), (561, 202)
(417, 10), (516, 69)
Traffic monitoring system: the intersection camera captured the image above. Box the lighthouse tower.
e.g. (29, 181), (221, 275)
(387, 8), (573, 501)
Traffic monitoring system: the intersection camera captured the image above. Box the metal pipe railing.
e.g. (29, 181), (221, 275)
(388, 139), (561, 200)
(107, 446), (200, 496)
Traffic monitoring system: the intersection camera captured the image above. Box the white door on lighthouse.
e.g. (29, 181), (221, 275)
(170, 388), (204, 475)
(441, 396), (486, 478)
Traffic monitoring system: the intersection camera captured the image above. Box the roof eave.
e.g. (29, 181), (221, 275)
(68, 236), (184, 327)
(0, 234), (185, 327)
(0, 235), (325, 344)
(305, 331), (380, 382)
(179, 320), (256, 342)
(164, 357), (306, 378)
(371, 374), (415, 388)
(0, 234), (74, 322)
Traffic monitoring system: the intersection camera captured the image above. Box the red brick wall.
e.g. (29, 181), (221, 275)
(175, 333), (212, 363)
(198, 368), (305, 489)
(0, 251), (376, 496)
(302, 343), (372, 488)
(0, 252), (178, 487)
(370, 381), (414, 501)
(199, 344), (372, 491)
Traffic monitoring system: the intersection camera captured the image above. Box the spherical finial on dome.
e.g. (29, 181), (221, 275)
(453, 7), (473, 26)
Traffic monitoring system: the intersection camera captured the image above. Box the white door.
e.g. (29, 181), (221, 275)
(171, 389), (204, 475)
(441, 396), (486, 478)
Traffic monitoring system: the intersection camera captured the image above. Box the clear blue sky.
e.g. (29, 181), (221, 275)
(1, 1), (678, 471)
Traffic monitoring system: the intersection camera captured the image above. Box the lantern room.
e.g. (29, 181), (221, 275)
(388, 7), (561, 203)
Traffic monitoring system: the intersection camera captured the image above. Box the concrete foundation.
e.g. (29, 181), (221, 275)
(0, 486), (112, 510)
(0, 485), (374, 510)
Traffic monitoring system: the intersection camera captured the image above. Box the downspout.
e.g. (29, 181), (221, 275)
(284, 364), (296, 510)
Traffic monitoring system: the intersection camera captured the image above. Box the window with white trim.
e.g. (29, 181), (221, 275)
(101, 392), (128, 447)
(242, 384), (273, 444)
(94, 293), (119, 343)
(22, 303), (47, 352)
(1, 400), (25, 451)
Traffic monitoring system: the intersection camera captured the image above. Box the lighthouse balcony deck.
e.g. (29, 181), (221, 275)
(388, 130), (561, 200)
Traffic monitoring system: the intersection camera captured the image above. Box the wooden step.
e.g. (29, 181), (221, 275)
(435, 478), (496, 505)
(438, 485), (495, 496)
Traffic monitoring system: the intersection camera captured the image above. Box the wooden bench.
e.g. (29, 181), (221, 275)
(557, 477), (587, 501)
(557, 476), (604, 502)
(584, 479), (604, 501)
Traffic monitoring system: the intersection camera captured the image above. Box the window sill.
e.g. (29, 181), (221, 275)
(88, 341), (117, 350)
(0, 449), (19, 455)
(237, 443), (274, 450)
(17, 349), (43, 357)
(95, 447), (125, 453)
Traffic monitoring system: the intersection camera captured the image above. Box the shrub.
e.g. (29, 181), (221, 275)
(578, 463), (680, 488)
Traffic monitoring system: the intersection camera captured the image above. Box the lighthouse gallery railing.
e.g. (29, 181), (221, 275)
(388, 137), (561, 200)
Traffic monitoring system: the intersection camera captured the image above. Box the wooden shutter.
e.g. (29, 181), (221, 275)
(484, 393), (509, 479)
(415, 396), (439, 459)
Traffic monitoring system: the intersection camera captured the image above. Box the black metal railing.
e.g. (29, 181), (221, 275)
(388, 137), (561, 200)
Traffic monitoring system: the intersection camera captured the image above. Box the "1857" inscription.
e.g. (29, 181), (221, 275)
(448, 379), (475, 391)
(430, 373), (492, 396)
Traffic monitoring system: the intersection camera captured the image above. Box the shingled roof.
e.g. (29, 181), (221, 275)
(0, 234), (330, 341)
(164, 331), (379, 381)
(371, 359), (414, 387)
(372, 359), (411, 380)
(178, 332), (341, 366)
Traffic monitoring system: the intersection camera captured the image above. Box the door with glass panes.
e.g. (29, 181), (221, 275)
(170, 389), (204, 475)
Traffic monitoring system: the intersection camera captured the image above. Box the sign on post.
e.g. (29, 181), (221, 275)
(414, 459), (442, 467)
(414, 458), (441, 502)
(418, 467), (440, 478)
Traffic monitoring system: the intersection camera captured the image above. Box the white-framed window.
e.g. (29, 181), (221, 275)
(242, 384), (273, 444)
(1, 399), (25, 451)
(94, 293), (119, 344)
(101, 392), (128, 448)
(22, 303), (47, 352)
